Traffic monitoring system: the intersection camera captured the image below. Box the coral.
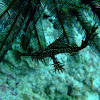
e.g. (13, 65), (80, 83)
(0, 0), (100, 100)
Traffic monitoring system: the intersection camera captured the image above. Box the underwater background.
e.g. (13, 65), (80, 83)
(0, 0), (100, 100)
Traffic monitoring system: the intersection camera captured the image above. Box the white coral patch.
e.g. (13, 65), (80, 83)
(85, 92), (99, 100)
(73, 27), (83, 47)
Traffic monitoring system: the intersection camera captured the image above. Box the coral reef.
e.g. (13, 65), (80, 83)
(0, 0), (100, 100)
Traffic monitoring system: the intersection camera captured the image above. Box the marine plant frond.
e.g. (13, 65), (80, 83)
(0, 0), (26, 51)
(81, 23), (99, 49)
(0, 0), (17, 18)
